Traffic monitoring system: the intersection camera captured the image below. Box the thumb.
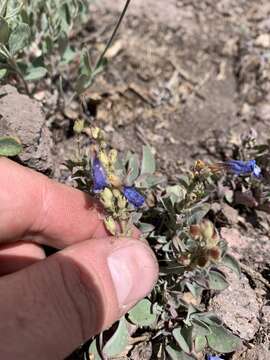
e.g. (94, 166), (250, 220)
(0, 237), (158, 360)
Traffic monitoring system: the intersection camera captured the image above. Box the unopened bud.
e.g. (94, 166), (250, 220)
(117, 194), (127, 209)
(109, 149), (118, 164)
(104, 216), (116, 235)
(99, 151), (109, 167)
(73, 119), (85, 134)
(208, 246), (221, 262)
(108, 174), (122, 188)
(91, 127), (100, 139)
(190, 224), (201, 239)
(100, 188), (114, 209)
(200, 220), (214, 241)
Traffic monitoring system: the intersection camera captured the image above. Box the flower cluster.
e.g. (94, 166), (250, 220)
(177, 220), (221, 269)
(194, 159), (261, 178)
(92, 155), (144, 208)
(224, 159), (261, 178)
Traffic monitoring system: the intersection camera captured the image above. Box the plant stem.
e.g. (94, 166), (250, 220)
(8, 58), (30, 96)
(94, 0), (131, 71)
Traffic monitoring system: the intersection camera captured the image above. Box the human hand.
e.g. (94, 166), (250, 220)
(0, 158), (158, 359)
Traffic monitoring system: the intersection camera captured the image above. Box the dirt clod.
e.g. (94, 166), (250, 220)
(0, 85), (52, 172)
(211, 270), (261, 341)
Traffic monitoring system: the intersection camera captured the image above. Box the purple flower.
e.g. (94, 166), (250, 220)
(225, 159), (261, 178)
(92, 156), (107, 192)
(206, 355), (223, 360)
(122, 186), (145, 208)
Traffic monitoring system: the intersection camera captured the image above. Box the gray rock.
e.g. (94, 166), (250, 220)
(0, 85), (52, 172)
(211, 270), (261, 341)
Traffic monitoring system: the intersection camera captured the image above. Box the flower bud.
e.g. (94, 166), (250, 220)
(108, 174), (122, 188)
(200, 220), (214, 241)
(104, 216), (116, 235)
(100, 188), (114, 210)
(99, 151), (109, 167)
(91, 127), (100, 139)
(73, 119), (85, 134)
(117, 194), (127, 209)
(190, 224), (201, 239)
(208, 246), (221, 262)
(109, 149), (118, 164)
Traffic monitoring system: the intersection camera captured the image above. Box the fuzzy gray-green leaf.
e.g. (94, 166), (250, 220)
(24, 66), (47, 81)
(0, 17), (9, 44)
(0, 136), (22, 156)
(126, 153), (140, 185)
(207, 324), (242, 353)
(208, 270), (229, 291)
(194, 335), (207, 353)
(103, 318), (129, 357)
(87, 338), (102, 360)
(192, 318), (212, 337)
(172, 326), (192, 353)
(8, 23), (30, 55)
(221, 253), (241, 278)
(166, 346), (194, 360)
(128, 299), (156, 327)
(141, 145), (155, 175)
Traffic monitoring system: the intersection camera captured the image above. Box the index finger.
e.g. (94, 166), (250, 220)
(0, 158), (108, 248)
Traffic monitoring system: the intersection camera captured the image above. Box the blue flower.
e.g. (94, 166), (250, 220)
(225, 159), (261, 178)
(122, 186), (145, 208)
(206, 355), (223, 360)
(92, 156), (108, 192)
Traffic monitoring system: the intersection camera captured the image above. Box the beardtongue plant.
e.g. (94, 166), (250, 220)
(66, 120), (254, 360)
(1, 1), (266, 359)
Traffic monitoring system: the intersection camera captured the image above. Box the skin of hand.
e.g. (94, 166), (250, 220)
(0, 158), (158, 360)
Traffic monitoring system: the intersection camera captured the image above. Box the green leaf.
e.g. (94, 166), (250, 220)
(128, 299), (156, 327)
(166, 346), (194, 360)
(24, 66), (47, 81)
(0, 1), (7, 17)
(208, 270), (229, 291)
(58, 32), (69, 56)
(172, 326), (192, 353)
(0, 67), (7, 79)
(185, 282), (203, 299)
(0, 17), (9, 44)
(80, 48), (92, 76)
(0, 136), (22, 156)
(8, 23), (30, 55)
(136, 174), (165, 189)
(166, 185), (187, 206)
(76, 74), (92, 95)
(126, 153), (140, 185)
(138, 222), (155, 234)
(185, 203), (211, 225)
(221, 253), (241, 278)
(166, 345), (182, 360)
(207, 324), (242, 353)
(93, 57), (108, 76)
(103, 318), (129, 357)
(197, 312), (222, 327)
(141, 145), (155, 175)
(192, 318), (212, 337)
(61, 45), (76, 64)
(87, 338), (102, 360)
(194, 336), (207, 353)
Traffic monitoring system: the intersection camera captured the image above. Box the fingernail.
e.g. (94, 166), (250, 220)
(107, 243), (158, 308)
